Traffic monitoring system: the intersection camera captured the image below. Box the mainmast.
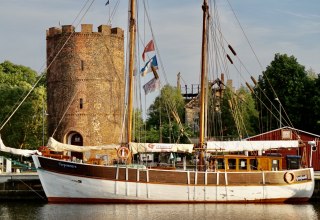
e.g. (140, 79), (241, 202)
(199, 0), (208, 145)
(127, 0), (136, 143)
(199, 0), (208, 170)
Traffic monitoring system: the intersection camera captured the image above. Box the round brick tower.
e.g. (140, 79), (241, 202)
(46, 24), (125, 145)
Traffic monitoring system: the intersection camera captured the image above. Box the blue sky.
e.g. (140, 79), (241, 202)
(0, 0), (319, 96)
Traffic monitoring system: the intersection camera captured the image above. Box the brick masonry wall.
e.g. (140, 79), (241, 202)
(46, 24), (125, 145)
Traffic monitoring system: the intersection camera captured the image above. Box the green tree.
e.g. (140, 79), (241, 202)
(0, 61), (46, 150)
(306, 68), (317, 80)
(132, 109), (146, 142)
(255, 53), (310, 131)
(215, 86), (258, 139)
(299, 71), (318, 133)
(146, 85), (191, 143)
(310, 74), (320, 132)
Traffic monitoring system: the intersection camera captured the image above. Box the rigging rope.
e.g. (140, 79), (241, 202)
(51, 91), (78, 137)
(225, 0), (296, 131)
(135, 0), (188, 143)
(106, 0), (120, 25)
(0, 0), (96, 133)
(205, 0), (299, 140)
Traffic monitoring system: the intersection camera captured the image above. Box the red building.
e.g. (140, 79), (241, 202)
(246, 126), (320, 171)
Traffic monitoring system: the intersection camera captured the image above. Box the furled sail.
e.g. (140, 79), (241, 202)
(47, 137), (120, 152)
(0, 136), (40, 157)
(129, 142), (194, 154)
(206, 140), (299, 152)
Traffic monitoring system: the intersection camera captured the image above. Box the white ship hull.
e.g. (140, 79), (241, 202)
(33, 155), (314, 203)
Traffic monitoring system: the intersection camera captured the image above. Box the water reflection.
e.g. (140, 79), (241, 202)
(0, 202), (319, 220)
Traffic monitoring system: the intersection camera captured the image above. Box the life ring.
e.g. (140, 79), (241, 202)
(284, 172), (295, 184)
(117, 146), (130, 159)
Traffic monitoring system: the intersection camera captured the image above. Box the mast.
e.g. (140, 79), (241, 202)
(199, 0), (208, 145)
(127, 0), (136, 143)
(199, 0), (208, 170)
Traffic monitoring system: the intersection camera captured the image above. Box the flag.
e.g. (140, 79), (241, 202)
(143, 77), (160, 95)
(142, 40), (155, 61)
(140, 55), (158, 77)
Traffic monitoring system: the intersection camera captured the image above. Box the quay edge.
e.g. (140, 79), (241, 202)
(0, 172), (46, 201)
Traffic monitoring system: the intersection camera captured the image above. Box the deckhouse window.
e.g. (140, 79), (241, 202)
(272, 159), (279, 171)
(217, 158), (225, 169)
(228, 159), (236, 170)
(239, 159), (247, 170)
(250, 159), (258, 170)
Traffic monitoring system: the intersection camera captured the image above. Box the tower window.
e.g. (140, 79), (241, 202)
(80, 98), (83, 109)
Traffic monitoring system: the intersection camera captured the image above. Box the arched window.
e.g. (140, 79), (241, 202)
(67, 132), (83, 160)
(67, 132), (83, 146)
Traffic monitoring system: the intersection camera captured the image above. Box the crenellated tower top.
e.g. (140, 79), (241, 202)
(46, 24), (124, 38)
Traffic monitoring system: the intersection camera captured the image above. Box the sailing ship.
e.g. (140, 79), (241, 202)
(30, 0), (314, 203)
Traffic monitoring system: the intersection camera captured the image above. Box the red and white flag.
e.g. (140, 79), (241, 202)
(142, 40), (155, 61)
(143, 77), (160, 95)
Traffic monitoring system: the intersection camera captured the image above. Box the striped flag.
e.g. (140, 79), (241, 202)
(142, 40), (155, 61)
(143, 78), (160, 95)
(140, 55), (158, 77)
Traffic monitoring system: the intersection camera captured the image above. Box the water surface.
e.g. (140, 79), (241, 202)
(0, 202), (319, 220)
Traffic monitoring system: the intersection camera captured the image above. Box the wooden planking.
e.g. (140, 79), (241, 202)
(148, 170), (188, 184)
(38, 156), (312, 187)
(227, 172), (262, 185)
(207, 172), (217, 184)
(264, 172), (285, 184)
(127, 168), (138, 181)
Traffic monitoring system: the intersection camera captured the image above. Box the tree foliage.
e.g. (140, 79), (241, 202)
(215, 86), (258, 139)
(255, 53), (311, 131)
(310, 74), (320, 132)
(132, 109), (146, 142)
(0, 61), (46, 150)
(146, 85), (191, 143)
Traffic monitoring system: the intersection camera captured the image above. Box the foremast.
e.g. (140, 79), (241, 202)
(198, 0), (209, 170)
(127, 0), (136, 143)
